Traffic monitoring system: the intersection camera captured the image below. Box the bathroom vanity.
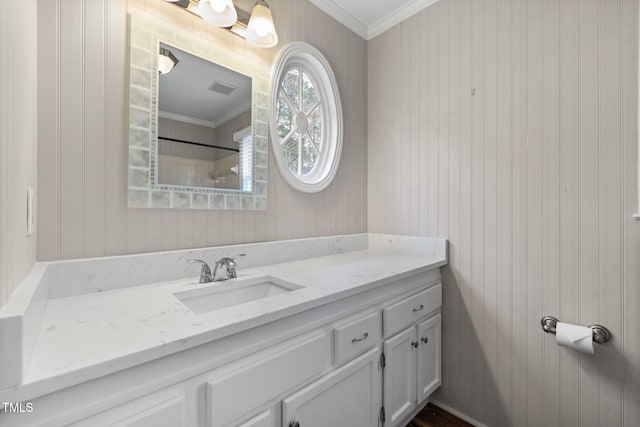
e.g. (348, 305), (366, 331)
(0, 234), (446, 427)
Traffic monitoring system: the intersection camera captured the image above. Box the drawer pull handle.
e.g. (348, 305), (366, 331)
(421, 337), (429, 344)
(411, 341), (419, 348)
(351, 332), (369, 343)
(412, 304), (424, 313)
(289, 421), (300, 427)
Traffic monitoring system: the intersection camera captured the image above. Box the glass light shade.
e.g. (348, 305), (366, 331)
(245, 2), (278, 48)
(197, 0), (238, 27)
(158, 53), (176, 74)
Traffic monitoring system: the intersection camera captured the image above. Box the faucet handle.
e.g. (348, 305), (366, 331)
(220, 254), (245, 279)
(188, 259), (213, 283)
(226, 254), (245, 269)
(229, 254), (246, 277)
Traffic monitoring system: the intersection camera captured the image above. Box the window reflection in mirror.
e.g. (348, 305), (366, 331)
(156, 42), (252, 191)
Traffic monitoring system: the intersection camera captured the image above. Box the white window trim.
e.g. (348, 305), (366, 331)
(270, 42), (343, 193)
(233, 126), (252, 142)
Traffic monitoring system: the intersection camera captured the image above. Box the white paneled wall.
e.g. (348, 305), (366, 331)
(0, 0), (38, 307)
(368, 1), (640, 426)
(37, 0), (367, 261)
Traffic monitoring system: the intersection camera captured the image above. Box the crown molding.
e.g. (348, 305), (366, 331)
(214, 100), (251, 128)
(367, 0), (439, 39)
(307, 0), (439, 41)
(307, 0), (368, 39)
(158, 100), (251, 129)
(158, 111), (217, 128)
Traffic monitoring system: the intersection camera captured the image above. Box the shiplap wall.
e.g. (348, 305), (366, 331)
(37, 0), (367, 261)
(0, 0), (38, 307)
(368, 0), (640, 426)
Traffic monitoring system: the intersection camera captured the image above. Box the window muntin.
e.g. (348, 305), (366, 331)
(269, 42), (343, 193)
(276, 67), (323, 176)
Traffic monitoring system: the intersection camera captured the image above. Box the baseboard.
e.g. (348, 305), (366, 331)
(429, 399), (489, 427)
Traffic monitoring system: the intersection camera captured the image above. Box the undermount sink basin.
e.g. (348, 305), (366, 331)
(173, 276), (303, 315)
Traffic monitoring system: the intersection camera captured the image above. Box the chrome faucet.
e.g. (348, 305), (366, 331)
(213, 254), (245, 280)
(188, 254), (245, 283)
(188, 259), (214, 283)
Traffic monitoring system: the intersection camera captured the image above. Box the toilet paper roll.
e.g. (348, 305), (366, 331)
(556, 322), (594, 354)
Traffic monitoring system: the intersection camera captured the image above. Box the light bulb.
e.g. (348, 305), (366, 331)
(255, 22), (268, 37)
(197, 0), (237, 27)
(158, 55), (174, 74)
(210, 0), (226, 13)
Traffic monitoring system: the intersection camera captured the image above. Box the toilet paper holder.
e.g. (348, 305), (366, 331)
(541, 316), (611, 344)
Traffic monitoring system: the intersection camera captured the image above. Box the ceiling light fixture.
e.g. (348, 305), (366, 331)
(158, 47), (179, 74)
(166, 0), (279, 48)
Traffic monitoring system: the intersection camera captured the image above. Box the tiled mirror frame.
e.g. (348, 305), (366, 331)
(127, 11), (269, 210)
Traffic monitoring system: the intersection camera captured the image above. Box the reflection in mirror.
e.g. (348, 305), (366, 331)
(127, 11), (269, 210)
(157, 43), (252, 191)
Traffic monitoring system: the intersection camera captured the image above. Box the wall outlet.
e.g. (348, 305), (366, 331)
(26, 187), (35, 236)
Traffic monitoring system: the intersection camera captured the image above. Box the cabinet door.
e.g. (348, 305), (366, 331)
(207, 333), (328, 427)
(282, 347), (381, 427)
(417, 314), (441, 402)
(383, 327), (417, 427)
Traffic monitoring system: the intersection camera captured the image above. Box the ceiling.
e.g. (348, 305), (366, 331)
(307, 0), (439, 40)
(158, 42), (251, 128)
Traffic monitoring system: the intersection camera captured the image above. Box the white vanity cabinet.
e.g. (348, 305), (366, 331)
(3, 272), (443, 427)
(68, 389), (188, 427)
(206, 333), (330, 427)
(416, 315), (442, 402)
(379, 284), (442, 427)
(382, 314), (441, 427)
(281, 347), (381, 427)
(237, 410), (274, 427)
(382, 326), (418, 426)
(207, 285), (441, 427)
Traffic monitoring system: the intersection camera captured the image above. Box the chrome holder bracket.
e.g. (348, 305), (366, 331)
(540, 315), (611, 344)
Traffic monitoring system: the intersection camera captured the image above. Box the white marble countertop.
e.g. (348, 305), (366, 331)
(1, 234), (446, 400)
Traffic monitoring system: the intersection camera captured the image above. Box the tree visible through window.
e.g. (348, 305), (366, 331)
(276, 67), (323, 176)
(270, 42), (343, 193)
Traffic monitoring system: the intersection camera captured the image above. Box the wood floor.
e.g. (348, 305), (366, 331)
(406, 403), (474, 427)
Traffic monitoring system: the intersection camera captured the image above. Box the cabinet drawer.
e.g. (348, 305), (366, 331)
(382, 283), (441, 337)
(333, 311), (381, 364)
(207, 333), (329, 427)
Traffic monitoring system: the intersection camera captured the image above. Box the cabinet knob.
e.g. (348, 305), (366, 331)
(411, 341), (419, 348)
(421, 337), (429, 344)
(289, 421), (300, 427)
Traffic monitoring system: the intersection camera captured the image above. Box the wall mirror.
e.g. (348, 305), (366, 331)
(127, 12), (269, 210)
(157, 42), (252, 192)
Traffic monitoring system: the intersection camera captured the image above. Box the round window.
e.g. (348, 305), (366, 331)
(270, 42), (343, 193)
